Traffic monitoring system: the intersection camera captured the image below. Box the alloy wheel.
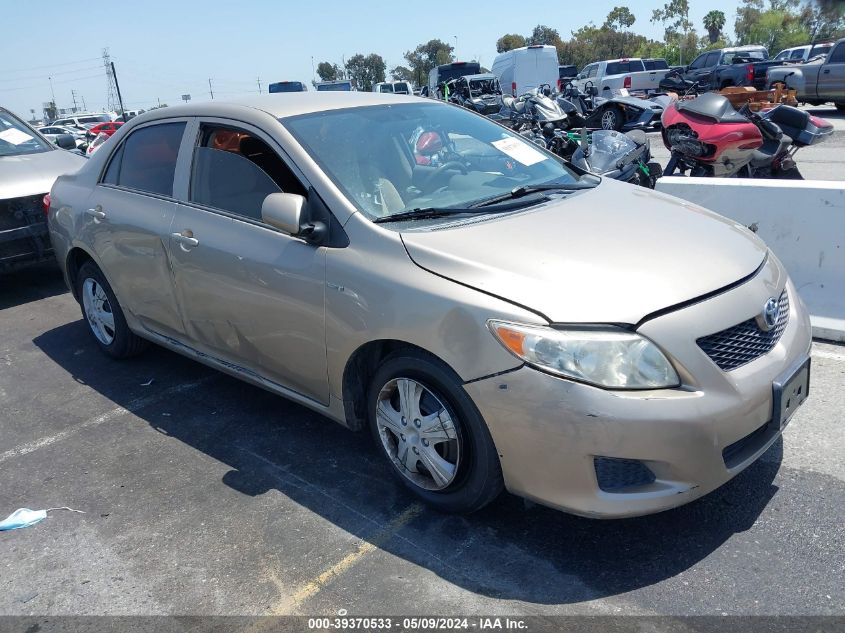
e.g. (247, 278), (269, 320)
(601, 109), (617, 130)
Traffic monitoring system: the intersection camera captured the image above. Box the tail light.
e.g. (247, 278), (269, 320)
(746, 64), (754, 83)
(623, 75), (632, 89)
(511, 81), (517, 96)
(557, 78), (562, 91)
(42, 193), (51, 216)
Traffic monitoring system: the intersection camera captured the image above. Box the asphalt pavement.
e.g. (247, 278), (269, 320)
(1, 263), (843, 619)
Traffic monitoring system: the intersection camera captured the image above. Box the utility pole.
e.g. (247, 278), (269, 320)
(81, 95), (87, 110)
(311, 56), (315, 84)
(110, 62), (126, 122)
(71, 89), (79, 111)
(454, 35), (458, 60)
(48, 76), (56, 108)
(257, 77), (262, 93)
(208, 78), (214, 99)
(157, 97), (161, 107)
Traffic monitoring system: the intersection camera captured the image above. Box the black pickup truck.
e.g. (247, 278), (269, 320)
(680, 46), (781, 90)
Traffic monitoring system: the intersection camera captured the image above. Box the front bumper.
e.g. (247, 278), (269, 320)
(465, 260), (811, 518)
(1, 193), (53, 272)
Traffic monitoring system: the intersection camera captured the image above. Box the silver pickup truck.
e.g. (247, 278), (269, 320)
(767, 37), (845, 109)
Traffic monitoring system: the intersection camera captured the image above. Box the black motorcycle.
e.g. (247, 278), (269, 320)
(563, 128), (662, 188)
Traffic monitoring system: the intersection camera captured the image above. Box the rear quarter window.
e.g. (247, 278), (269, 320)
(104, 122), (185, 196)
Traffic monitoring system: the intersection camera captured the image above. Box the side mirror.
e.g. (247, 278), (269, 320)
(56, 134), (77, 150)
(261, 192), (305, 235)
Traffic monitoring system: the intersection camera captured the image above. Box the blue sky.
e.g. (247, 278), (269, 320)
(2, 0), (740, 118)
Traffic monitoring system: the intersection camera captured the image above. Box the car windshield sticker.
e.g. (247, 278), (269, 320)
(491, 137), (548, 166)
(0, 128), (34, 145)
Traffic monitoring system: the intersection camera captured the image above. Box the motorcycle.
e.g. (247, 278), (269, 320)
(657, 69), (705, 97)
(556, 81), (666, 132)
(565, 128), (662, 188)
(500, 84), (569, 133)
(661, 92), (833, 178)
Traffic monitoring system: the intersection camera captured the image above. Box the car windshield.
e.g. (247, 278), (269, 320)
(316, 82), (351, 91)
(0, 109), (53, 156)
(282, 102), (586, 221)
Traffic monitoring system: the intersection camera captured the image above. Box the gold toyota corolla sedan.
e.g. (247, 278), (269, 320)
(47, 93), (811, 518)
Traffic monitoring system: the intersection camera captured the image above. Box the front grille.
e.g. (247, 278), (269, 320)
(594, 457), (655, 492)
(697, 289), (789, 371)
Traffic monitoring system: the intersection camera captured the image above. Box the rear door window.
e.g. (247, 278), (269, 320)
(106, 122), (185, 196)
(189, 124), (306, 222)
(605, 60), (646, 75)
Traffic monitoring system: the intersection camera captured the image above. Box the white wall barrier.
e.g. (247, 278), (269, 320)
(655, 177), (845, 342)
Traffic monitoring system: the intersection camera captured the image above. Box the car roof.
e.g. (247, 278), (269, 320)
(132, 92), (422, 122)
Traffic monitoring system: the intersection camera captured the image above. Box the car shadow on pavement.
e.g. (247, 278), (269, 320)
(34, 319), (783, 606)
(1, 262), (68, 310)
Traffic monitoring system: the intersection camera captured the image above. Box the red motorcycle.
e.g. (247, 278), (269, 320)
(661, 92), (832, 179)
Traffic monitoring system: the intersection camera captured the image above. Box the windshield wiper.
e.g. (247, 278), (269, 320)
(469, 180), (598, 208)
(372, 195), (552, 224)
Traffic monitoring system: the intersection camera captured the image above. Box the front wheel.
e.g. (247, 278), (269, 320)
(368, 350), (503, 514)
(600, 106), (623, 131)
(76, 261), (149, 358)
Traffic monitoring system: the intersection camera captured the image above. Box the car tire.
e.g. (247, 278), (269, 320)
(367, 349), (503, 514)
(76, 260), (148, 359)
(601, 106), (623, 131)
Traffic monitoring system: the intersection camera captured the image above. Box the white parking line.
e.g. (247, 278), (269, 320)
(0, 376), (215, 465)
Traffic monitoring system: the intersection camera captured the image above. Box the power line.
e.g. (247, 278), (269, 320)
(2, 57), (103, 74)
(0, 65), (104, 83)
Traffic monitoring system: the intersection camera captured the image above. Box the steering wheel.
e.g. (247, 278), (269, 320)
(423, 160), (467, 188)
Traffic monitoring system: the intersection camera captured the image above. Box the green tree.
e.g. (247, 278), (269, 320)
(390, 65), (415, 83)
(316, 61), (344, 82)
(735, 0), (764, 44)
(496, 33), (526, 52)
(746, 9), (809, 51)
(703, 10), (726, 43)
(798, 0), (845, 42)
(345, 53), (386, 92)
(604, 6), (636, 30)
(403, 39), (454, 88)
(652, 0), (697, 64)
(526, 24), (562, 46)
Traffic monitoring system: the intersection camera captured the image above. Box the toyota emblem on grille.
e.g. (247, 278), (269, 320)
(759, 298), (779, 331)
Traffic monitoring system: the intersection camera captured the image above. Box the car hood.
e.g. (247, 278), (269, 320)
(0, 149), (86, 200)
(400, 179), (768, 324)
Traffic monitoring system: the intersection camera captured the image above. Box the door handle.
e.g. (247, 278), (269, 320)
(171, 231), (199, 248)
(823, 69), (830, 74)
(86, 206), (106, 221)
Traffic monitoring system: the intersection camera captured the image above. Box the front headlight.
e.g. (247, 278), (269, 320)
(487, 320), (680, 389)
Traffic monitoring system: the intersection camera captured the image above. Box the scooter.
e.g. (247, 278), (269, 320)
(661, 92), (833, 178)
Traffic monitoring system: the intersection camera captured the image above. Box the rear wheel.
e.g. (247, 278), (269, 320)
(367, 350), (503, 514)
(600, 106), (623, 131)
(776, 166), (804, 180)
(76, 261), (148, 359)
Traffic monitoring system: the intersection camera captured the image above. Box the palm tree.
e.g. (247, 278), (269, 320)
(703, 10), (726, 44)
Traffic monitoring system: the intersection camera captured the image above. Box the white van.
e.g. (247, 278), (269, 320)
(491, 45), (559, 96)
(373, 81), (413, 94)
